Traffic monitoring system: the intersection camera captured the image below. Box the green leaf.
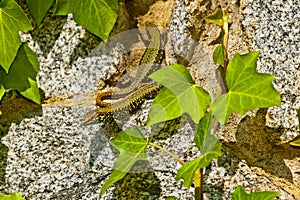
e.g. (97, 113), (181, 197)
(55, 0), (118, 41)
(166, 196), (177, 200)
(147, 64), (211, 126)
(231, 185), (280, 200)
(213, 44), (225, 67)
(26, 0), (54, 25)
(100, 169), (127, 196)
(100, 127), (148, 196)
(110, 127), (148, 154)
(0, 0), (33, 72)
(194, 111), (217, 151)
(147, 87), (180, 125)
(176, 112), (221, 188)
(0, 192), (25, 200)
(0, 85), (5, 101)
(204, 8), (223, 26)
(212, 51), (281, 124)
(19, 77), (40, 104)
(0, 43), (40, 104)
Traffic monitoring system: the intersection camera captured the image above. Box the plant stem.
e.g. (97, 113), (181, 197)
(222, 7), (229, 69)
(194, 168), (204, 200)
(218, 6), (230, 94)
(149, 142), (185, 165)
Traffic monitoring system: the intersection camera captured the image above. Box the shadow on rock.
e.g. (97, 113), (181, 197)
(224, 108), (300, 182)
(112, 160), (161, 199)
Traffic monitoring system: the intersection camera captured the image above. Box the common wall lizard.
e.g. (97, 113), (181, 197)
(81, 27), (163, 125)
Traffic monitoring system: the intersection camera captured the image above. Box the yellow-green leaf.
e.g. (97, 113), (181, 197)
(204, 9), (223, 26)
(166, 197), (177, 200)
(55, 0), (118, 41)
(111, 127), (148, 154)
(176, 112), (221, 188)
(0, 85), (5, 101)
(147, 64), (211, 126)
(100, 127), (148, 196)
(0, 0), (33, 72)
(231, 185), (280, 200)
(100, 169), (127, 197)
(0, 192), (25, 200)
(0, 84), (3, 115)
(0, 43), (40, 104)
(212, 51), (281, 124)
(26, 0), (54, 25)
(213, 44), (225, 67)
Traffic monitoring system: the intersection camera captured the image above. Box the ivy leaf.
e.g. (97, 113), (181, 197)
(194, 111), (220, 152)
(0, 192), (25, 200)
(100, 169), (127, 197)
(147, 64), (211, 126)
(55, 0), (118, 41)
(0, 85), (5, 102)
(166, 197), (177, 200)
(231, 185), (280, 200)
(0, 85), (3, 114)
(213, 44), (225, 67)
(100, 127), (148, 196)
(204, 8), (223, 26)
(0, 0), (33, 72)
(147, 87), (180, 125)
(0, 43), (40, 104)
(26, 0), (54, 25)
(176, 111), (221, 188)
(212, 51), (281, 124)
(110, 127), (148, 154)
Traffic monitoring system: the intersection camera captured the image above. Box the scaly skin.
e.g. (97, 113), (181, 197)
(81, 27), (162, 125)
(81, 82), (161, 125)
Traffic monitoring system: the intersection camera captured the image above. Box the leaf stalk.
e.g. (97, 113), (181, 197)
(149, 142), (185, 165)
